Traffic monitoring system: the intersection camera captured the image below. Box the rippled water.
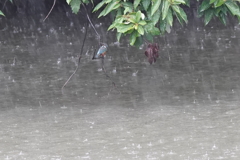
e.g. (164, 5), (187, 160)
(0, 10), (240, 159)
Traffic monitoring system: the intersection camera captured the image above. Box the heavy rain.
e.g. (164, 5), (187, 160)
(0, 0), (240, 159)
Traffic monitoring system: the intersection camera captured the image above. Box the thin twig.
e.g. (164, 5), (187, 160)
(43, 0), (56, 22)
(80, 0), (101, 44)
(101, 57), (116, 87)
(61, 23), (88, 89)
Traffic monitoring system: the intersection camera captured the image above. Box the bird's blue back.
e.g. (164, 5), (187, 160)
(95, 43), (108, 58)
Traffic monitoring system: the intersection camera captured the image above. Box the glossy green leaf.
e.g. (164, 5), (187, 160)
(151, 27), (160, 35)
(204, 9), (214, 25)
(151, 0), (161, 16)
(108, 22), (117, 30)
(179, 7), (188, 23)
(225, 1), (240, 16)
(219, 12), (227, 25)
(116, 32), (122, 41)
(145, 33), (153, 42)
(199, 0), (211, 12)
(160, 19), (167, 33)
(166, 23), (171, 33)
(136, 11), (142, 22)
(130, 31), (138, 46)
(134, 0), (141, 9)
(70, 0), (81, 14)
(174, 0), (186, 4)
(116, 24), (134, 33)
(0, 10), (5, 16)
(214, 0), (225, 7)
(151, 8), (161, 25)
(184, 0), (190, 7)
(93, 0), (106, 12)
(128, 15), (137, 23)
(171, 4), (180, 13)
(142, 0), (151, 11)
(103, 0), (120, 16)
(139, 20), (147, 26)
(162, 0), (170, 20)
(67, 0), (72, 4)
(137, 25), (144, 35)
(144, 22), (154, 33)
(210, 0), (217, 4)
(175, 11), (184, 25)
(166, 9), (173, 26)
(134, 36), (143, 48)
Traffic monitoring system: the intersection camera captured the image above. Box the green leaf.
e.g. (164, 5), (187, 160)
(142, 0), (151, 11)
(93, 0), (106, 12)
(210, 0), (217, 4)
(166, 23), (171, 33)
(178, 7), (188, 23)
(160, 19), (167, 33)
(116, 32), (122, 42)
(70, 0), (81, 14)
(98, 10), (106, 18)
(116, 24), (134, 33)
(9, 0), (13, 3)
(134, 36), (143, 48)
(136, 11), (142, 22)
(130, 31), (138, 46)
(151, 0), (161, 16)
(137, 25), (144, 35)
(0, 10), (5, 16)
(162, 0), (170, 20)
(184, 0), (190, 7)
(219, 12), (227, 25)
(150, 27), (160, 35)
(171, 4), (180, 13)
(67, 0), (72, 4)
(134, 0), (141, 9)
(82, 0), (90, 4)
(174, 0), (186, 4)
(139, 20), (147, 25)
(108, 22), (117, 31)
(128, 15), (137, 23)
(144, 22), (154, 33)
(225, 1), (240, 16)
(145, 33), (153, 42)
(166, 9), (173, 26)
(175, 11), (184, 25)
(204, 8), (214, 25)
(214, 0), (225, 7)
(199, 0), (211, 12)
(103, 0), (120, 16)
(151, 8), (161, 25)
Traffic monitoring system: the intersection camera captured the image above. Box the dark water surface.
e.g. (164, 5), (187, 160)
(0, 10), (240, 160)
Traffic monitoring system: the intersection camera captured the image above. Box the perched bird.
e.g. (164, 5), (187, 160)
(93, 43), (108, 59)
(145, 43), (159, 64)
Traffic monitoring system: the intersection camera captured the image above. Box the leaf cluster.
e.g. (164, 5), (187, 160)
(92, 0), (188, 46)
(198, 0), (240, 25)
(3, 0), (240, 47)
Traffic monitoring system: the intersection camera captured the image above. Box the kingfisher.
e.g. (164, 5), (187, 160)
(93, 43), (108, 59)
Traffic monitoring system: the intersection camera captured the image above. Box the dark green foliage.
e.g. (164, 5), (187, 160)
(198, 0), (240, 26)
(66, 0), (240, 46)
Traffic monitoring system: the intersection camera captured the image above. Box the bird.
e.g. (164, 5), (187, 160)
(93, 43), (108, 59)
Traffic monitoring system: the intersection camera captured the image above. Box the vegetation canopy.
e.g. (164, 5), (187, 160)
(1, 0), (240, 47)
